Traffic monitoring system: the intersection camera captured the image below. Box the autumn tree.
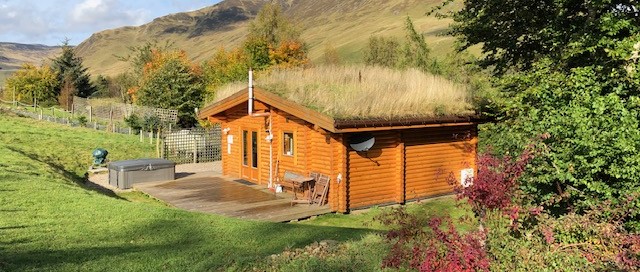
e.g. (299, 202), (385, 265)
(116, 40), (175, 78)
(323, 43), (342, 65)
(202, 47), (249, 99)
(5, 63), (58, 106)
(243, 2), (308, 70)
(268, 40), (309, 68)
(51, 40), (95, 98)
(134, 49), (204, 127)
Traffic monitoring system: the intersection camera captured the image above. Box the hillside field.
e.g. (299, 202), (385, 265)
(0, 112), (468, 271)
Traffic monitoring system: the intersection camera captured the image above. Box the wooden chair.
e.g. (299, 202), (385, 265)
(282, 171), (314, 205)
(309, 172), (319, 182)
(310, 174), (330, 206)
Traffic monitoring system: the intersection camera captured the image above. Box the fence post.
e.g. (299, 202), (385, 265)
(39, 109), (43, 120)
(88, 106), (92, 123)
(160, 132), (165, 159)
(156, 128), (161, 158)
(193, 136), (197, 164)
(140, 130), (144, 142)
(109, 107), (113, 132)
(149, 130), (153, 144)
(94, 122), (97, 130)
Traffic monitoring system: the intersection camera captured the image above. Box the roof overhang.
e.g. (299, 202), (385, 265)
(198, 88), (484, 133)
(198, 87), (337, 132)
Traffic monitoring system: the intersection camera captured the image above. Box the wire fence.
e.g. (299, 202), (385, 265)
(0, 95), (221, 164)
(162, 127), (222, 164)
(72, 96), (178, 124)
(0, 100), (164, 152)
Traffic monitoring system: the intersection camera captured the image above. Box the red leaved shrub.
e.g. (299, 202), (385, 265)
(451, 147), (534, 221)
(376, 208), (489, 272)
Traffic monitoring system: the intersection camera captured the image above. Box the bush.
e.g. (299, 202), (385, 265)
(76, 115), (87, 127)
(375, 207), (489, 272)
(124, 114), (142, 133)
(374, 146), (639, 271)
(487, 196), (640, 271)
(451, 146), (535, 221)
(481, 64), (640, 228)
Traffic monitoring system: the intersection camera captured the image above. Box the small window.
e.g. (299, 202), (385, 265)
(283, 132), (294, 156)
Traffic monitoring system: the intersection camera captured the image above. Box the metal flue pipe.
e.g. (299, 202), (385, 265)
(248, 68), (254, 115)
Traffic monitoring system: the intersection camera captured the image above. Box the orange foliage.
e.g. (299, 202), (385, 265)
(127, 86), (139, 102)
(268, 40), (309, 68)
(202, 47), (249, 91)
(142, 49), (195, 77)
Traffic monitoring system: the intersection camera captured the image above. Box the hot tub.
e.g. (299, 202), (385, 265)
(108, 159), (175, 189)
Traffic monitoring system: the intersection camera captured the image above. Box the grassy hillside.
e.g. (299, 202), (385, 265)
(0, 42), (61, 70)
(0, 112), (470, 270)
(0, 113), (363, 270)
(75, 0), (460, 77)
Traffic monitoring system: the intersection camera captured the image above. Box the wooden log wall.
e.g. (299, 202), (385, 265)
(344, 125), (477, 211)
(271, 109), (343, 212)
(208, 100), (477, 213)
(332, 134), (348, 212)
(403, 125), (477, 201)
(346, 131), (399, 209)
(271, 109), (308, 179)
(214, 104), (345, 212)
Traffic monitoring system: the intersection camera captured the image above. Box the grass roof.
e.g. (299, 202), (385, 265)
(212, 65), (475, 120)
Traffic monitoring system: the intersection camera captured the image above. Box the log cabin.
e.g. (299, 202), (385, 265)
(198, 67), (482, 213)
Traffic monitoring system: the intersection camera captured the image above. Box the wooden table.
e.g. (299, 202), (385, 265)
(288, 176), (315, 205)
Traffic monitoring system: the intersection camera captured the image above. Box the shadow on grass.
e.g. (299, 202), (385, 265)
(0, 226), (28, 230)
(5, 146), (126, 201)
(1, 215), (373, 271)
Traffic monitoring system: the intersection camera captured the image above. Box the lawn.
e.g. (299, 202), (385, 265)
(0, 112), (469, 271)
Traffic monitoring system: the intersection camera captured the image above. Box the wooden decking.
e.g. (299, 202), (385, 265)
(134, 176), (331, 222)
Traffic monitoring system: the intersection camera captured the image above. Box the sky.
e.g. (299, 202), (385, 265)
(0, 0), (222, 46)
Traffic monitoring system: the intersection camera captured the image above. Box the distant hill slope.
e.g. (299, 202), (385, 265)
(76, 0), (460, 77)
(0, 42), (62, 70)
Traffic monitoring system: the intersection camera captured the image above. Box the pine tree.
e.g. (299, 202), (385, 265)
(51, 40), (96, 98)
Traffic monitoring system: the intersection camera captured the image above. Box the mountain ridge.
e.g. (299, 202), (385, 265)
(0, 42), (62, 70)
(2, 0), (458, 77)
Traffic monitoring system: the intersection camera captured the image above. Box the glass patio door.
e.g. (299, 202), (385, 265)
(241, 130), (259, 181)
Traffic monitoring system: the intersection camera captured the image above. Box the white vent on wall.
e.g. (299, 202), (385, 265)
(461, 168), (474, 187)
(227, 135), (233, 154)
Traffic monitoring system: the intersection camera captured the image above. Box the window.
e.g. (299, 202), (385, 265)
(251, 131), (258, 168)
(283, 132), (294, 156)
(242, 130), (248, 166)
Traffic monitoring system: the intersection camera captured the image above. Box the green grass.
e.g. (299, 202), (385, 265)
(0, 111), (471, 271)
(297, 197), (472, 231)
(12, 105), (74, 118)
